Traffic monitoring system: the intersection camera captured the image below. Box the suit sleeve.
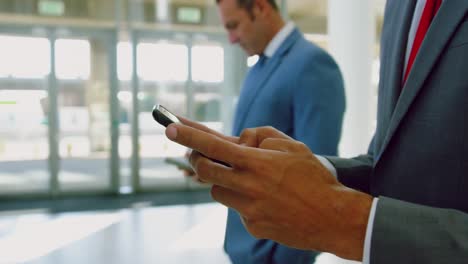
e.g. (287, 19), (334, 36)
(327, 154), (374, 193)
(326, 136), (376, 193)
(292, 47), (346, 156)
(371, 197), (468, 263)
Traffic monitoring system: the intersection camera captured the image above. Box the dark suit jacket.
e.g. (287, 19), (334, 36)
(225, 28), (346, 264)
(328, 1), (468, 263)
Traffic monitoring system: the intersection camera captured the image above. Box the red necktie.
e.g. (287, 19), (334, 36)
(403, 0), (442, 84)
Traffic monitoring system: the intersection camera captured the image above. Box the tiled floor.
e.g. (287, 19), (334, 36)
(0, 203), (360, 264)
(0, 203), (231, 264)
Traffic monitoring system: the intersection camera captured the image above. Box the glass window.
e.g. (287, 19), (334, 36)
(137, 42), (188, 82)
(191, 44), (224, 83)
(56, 36), (112, 192)
(117, 42), (133, 81)
(55, 39), (91, 80)
(0, 36), (50, 79)
(0, 0), (240, 195)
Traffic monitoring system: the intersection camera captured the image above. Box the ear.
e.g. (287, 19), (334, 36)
(252, 0), (270, 17)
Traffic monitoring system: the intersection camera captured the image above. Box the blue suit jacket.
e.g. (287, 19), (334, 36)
(225, 28), (346, 264)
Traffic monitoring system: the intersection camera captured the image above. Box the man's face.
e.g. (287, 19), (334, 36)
(218, 0), (265, 56)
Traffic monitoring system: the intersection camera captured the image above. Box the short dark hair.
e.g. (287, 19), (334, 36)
(216, 0), (279, 12)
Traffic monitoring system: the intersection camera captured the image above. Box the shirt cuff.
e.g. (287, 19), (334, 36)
(362, 198), (379, 264)
(315, 155), (337, 177)
(315, 155), (377, 263)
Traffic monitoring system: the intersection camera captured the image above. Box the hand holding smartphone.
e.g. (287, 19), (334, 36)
(152, 104), (231, 168)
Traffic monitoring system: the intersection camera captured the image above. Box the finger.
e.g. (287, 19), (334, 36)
(190, 151), (250, 191)
(182, 168), (195, 177)
(178, 116), (239, 144)
(238, 128), (259, 147)
(255, 126), (292, 142)
(189, 171), (206, 184)
(211, 185), (253, 213)
(166, 123), (248, 168)
(259, 138), (309, 153)
(239, 126), (292, 147)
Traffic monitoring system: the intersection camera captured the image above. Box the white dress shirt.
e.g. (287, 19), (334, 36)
(263, 21), (296, 58)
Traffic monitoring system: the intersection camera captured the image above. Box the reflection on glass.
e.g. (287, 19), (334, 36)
(55, 39), (91, 80)
(192, 45), (224, 83)
(0, 36), (50, 79)
(137, 42), (188, 82)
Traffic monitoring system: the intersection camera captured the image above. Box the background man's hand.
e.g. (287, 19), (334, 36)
(166, 124), (373, 261)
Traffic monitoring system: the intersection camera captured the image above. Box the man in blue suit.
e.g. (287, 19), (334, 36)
(216, 0), (346, 263)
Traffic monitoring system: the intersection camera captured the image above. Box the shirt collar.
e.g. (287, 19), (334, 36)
(263, 21), (295, 58)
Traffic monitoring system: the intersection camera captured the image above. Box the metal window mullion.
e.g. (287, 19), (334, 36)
(186, 37), (194, 120)
(131, 31), (141, 193)
(48, 30), (60, 197)
(107, 31), (120, 194)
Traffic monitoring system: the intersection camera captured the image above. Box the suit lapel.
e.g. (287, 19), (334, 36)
(381, 0), (416, 125)
(377, 0), (468, 161)
(233, 30), (300, 135)
(374, 0), (415, 159)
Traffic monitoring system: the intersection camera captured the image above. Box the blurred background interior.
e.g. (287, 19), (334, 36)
(0, 0), (385, 263)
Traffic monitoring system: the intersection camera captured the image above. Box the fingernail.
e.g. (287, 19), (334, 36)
(166, 125), (178, 140)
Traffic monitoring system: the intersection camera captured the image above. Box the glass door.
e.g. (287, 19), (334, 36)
(128, 30), (232, 192)
(131, 31), (190, 191)
(191, 34), (226, 129)
(53, 28), (118, 194)
(0, 31), (51, 195)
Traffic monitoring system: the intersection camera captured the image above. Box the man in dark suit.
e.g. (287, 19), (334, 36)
(165, 0), (468, 263)
(216, 0), (345, 263)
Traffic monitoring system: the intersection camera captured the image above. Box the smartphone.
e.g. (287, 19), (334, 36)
(165, 157), (193, 171)
(153, 104), (231, 168)
(152, 104), (180, 127)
